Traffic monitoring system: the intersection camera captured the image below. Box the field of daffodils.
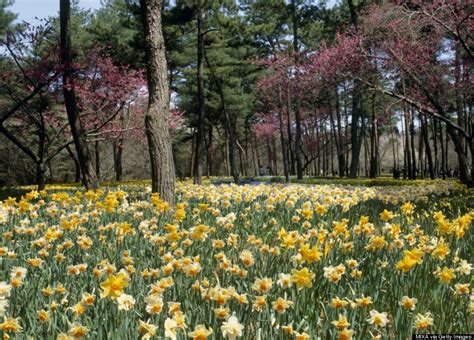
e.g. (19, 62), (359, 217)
(0, 180), (472, 339)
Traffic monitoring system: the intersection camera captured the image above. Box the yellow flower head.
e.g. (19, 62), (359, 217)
(189, 324), (213, 340)
(290, 267), (315, 289)
(100, 272), (129, 299)
(0, 317), (22, 333)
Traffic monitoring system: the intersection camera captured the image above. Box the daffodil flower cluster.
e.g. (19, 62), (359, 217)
(0, 181), (472, 338)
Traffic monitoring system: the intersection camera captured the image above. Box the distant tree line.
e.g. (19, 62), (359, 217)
(0, 0), (472, 192)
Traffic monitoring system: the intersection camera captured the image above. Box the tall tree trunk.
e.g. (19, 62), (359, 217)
(403, 110), (412, 179)
(410, 108), (417, 179)
(224, 115), (239, 183)
(36, 163), (46, 191)
(292, 0), (303, 179)
(224, 129), (230, 176)
(272, 137), (278, 176)
(447, 125), (472, 186)
(66, 145), (81, 182)
(348, 0), (363, 179)
(432, 118), (439, 177)
(286, 87), (295, 175)
(113, 140), (123, 181)
(349, 82), (363, 178)
(250, 129), (258, 176)
(60, 0), (98, 190)
(266, 140), (272, 174)
(363, 130), (369, 177)
(389, 113), (397, 170)
(334, 86), (345, 177)
(36, 119), (46, 190)
(253, 133), (261, 172)
(439, 122), (446, 178)
(418, 116), (424, 179)
(421, 114), (435, 179)
(207, 125), (213, 176)
(369, 93), (378, 178)
(193, 4), (205, 184)
(244, 127), (250, 176)
(190, 128), (196, 177)
(455, 43), (467, 182)
(140, 0), (175, 203)
(445, 125), (449, 176)
(205, 55), (239, 183)
(95, 140), (101, 180)
(329, 103), (340, 177)
(343, 88), (350, 176)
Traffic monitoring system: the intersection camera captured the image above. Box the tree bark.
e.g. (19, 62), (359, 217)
(278, 88), (290, 182)
(205, 55), (239, 183)
(432, 118), (439, 177)
(447, 125), (472, 186)
(113, 140), (123, 182)
(207, 125), (213, 176)
(292, 0), (303, 180)
(193, 3), (205, 184)
(348, 0), (363, 179)
(369, 93), (378, 178)
(95, 140), (101, 180)
(140, 0), (176, 203)
(36, 162), (46, 191)
(190, 128), (196, 177)
(403, 110), (412, 179)
(66, 145), (81, 182)
(410, 108), (417, 178)
(421, 114), (435, 179)
(60, 0), (99, 190)
(334, 86), (345, 177)
(455, 43), (467, 182)
(286, 88), (295, 175)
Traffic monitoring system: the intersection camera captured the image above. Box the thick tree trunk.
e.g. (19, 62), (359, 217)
(140, 0), (176, 203)
(60, 0), (98, 190)
(193, 4), (205, 184)
(292, 0), (303, 180)
(348, 0), (363, 179)
(36, 162), (46, 191)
